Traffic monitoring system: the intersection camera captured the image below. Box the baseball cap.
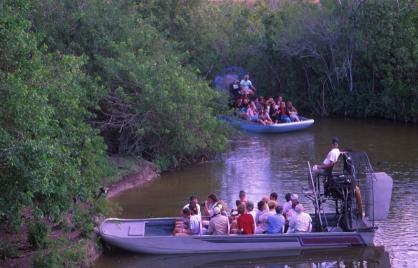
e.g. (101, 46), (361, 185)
(213, 206), (221, 215)
(332, 137), (340, 145)
(230, 210), (239, 216)
(290, 193), (299, 201)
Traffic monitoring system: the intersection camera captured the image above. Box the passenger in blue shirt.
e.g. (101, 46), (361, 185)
(266, 205), (285, 234)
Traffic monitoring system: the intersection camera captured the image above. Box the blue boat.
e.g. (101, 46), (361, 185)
(223, 115), (314, 134)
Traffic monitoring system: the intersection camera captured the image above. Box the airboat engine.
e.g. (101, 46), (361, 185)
(307, 151), (393, 232)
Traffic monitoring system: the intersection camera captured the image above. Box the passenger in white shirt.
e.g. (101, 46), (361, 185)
(204, 194), (219, 217)
(183, 195), (201, 222)
(175, 203), (201, 236)
(287, 204), (312, 233)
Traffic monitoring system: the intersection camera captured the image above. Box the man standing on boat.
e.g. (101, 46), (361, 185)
(240, 74), (256, 96)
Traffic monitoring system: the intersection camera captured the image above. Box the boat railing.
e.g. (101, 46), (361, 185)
(306, 161), (326, 231)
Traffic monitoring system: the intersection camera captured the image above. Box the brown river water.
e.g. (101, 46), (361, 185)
(95, 118), (418, 268)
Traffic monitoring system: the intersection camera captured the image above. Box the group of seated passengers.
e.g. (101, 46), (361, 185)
(235, 95), (300, 125)
(228, 74), (299, 124)
(173, 191), (312, 236)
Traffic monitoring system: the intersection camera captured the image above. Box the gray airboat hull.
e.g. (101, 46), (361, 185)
(100, 218), (374, 254)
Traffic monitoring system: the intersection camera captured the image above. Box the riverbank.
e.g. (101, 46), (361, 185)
(105, 158), (161, 199)
(0, 157), (160, 268)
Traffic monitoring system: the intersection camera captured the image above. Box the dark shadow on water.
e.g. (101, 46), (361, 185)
(95, 246), (390, 268)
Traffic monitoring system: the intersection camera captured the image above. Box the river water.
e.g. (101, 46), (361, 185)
(95, 118), (418, 268)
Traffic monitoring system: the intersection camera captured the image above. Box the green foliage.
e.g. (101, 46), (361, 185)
(28, 0), (228, 169)
(28, 221), (50, 249)
(33, 238), (90, 268)
(97, 37), (226, 161)
(61, 239), (89, 267)
(102, 156), (140, 185)
(210, 0), (417, 121)
(0, 241), (19, 260)
(135, 0), (417, 122)
(351, 1), (418, 120)
(71, 204), (93, 238)
(89, 198), (111, 218)
(0, 1), (108, 226)
(33, 250), (62, 268)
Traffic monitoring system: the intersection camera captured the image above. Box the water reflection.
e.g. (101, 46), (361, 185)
(96, 247), (390, 268)
(110, 131), (317, 218)
(219, 132), (315, 208)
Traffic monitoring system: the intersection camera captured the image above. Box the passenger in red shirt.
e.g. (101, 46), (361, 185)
(237, 204), (255, 235)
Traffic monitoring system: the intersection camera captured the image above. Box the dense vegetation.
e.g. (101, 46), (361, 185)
(0, 0), (416, 261)
(129, 0), (417, 121)
(0, 1), (109, 227)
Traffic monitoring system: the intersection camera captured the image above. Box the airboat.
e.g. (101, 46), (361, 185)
(222, 115), (314, 134)
(99, 151), (392, 254)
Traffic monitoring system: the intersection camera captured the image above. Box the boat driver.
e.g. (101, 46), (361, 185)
(311, 137), (341, 181)
(240, 74), (256, 96)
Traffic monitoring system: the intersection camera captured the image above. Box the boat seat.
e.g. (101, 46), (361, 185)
(128, 222), (146, 236)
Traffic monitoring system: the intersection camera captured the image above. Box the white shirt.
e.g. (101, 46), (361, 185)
(183, 203), (201, 221)
(288, 212), (312, 233)
(240, 79), (253, 90)
(188, 215), (201, 235)
(206, 202), (218, 217)
(323, 148), (340, 166)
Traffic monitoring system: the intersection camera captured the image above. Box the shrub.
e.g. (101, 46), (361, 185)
(62, 240), (88, 267)
(0, 241), (19, 260)
(0, 2), (109, 227)
(33, 250), (62, 268)
(28, 221), (50, 249)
